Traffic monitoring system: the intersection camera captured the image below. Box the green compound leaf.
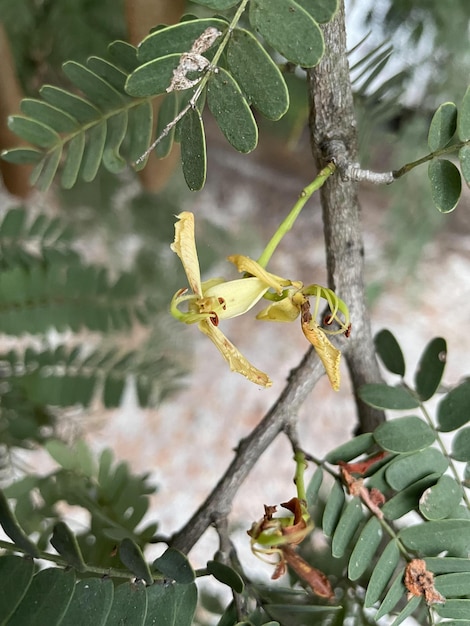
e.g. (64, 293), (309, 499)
(60, 578), (114, 626)
(419, 475), (463, 520)
(428, 102), (458, 151)
(374, 329), (405, 377)
(294, 0), (339, 23)
(7, 116), (60, 149)
(51, 522), (86, 572)
(180, 106), (207, 191)
(348, 516), (383, 581)
(324, 432), (374, 464)
(207, 561), (244, 593)
(104, 581), (147, 626)
(137, 18), (227, 63)
(153, 548), (196, 584)
(119, 538), (153, 584)
(207, 68), (258, 153)
(437, 380), (470, 432)
(0, 555), (34, 624)
(428, 158), (462, 213)
(385, 447), (448, 491)
(452, 426), (470, 462)
(459, 144), (470, 185)
(359, 383), (419, 410)
(249, 0), (324, 67)
(364, 540), (400, 608)
(374, 416), (435, 453)
(8, 568), (76, 626)
(400, 519), (470, 557)
(125, 54), (181, 97)
(322, 480), (345, 537)
(331, 497), (364, 558)
(458, 85), (470, 141)
(227, 29), (289, 121)
(414, 337), (447, 401)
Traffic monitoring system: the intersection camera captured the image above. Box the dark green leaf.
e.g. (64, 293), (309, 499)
(390, 596), (421, 626)
(348, 516), (383, 580)
(426, 556), (470, 574)
(81, 121), (107, 182)
(419, 475), (462, 520)
(324, 432), (374, 464)
(153, 548), (195, 584)
(381, 474), (441, 520)
(127, 102), (153, 166)
(61, 133), (85, 189)
(137, 18), (227, 63)
(331, 497), (364, 558)
(126, 54), (181, 97)
(154, 92), (178, 159)
(35, 145), (62, 191)
(108, 41), (139, 73)
(436, 599), (470, 620)
(364, 540), (400, 608)
(63, 61), (124, 111)
(20, 98), (79, 134)
(428, 102), (458, 151)
(1, 147), (43, 164)
(374, 416), (434, 453)
(459, 144), (470, 185)
(0, 208), (27, 237)
(40, 85), (100, 124)
(191, 0), (239, 8)
(374, 569), (406, 620)
(51, 522), (86, 572)
(306, 466), (323, 508)
(207, 561), (244, 593)
(0, 555), (34, 623)
(414, 337), (447, 400)
(322, 480), (345, 537)
(452, 426), (470, 461)
(227, 29), (289, 121)
(207, 68), (258, 153)
(180, 106), (206, 191)
(359, 383), (419, 410)
(145, 584), (176, 625)
(399, 520), (470, 557)
(8, 116), (59, 149)
(374, 329), (406, 376)
(8, 568), (75, 626)
(102, 111), (128, 172)
(61, 578), (114, 626)
(294, 0), (339, 23)
(428, 158), (462, 213)
(104, 581), (147, 626)
(435, 572), (470, 597)
(437, 380), (470, 432)
(0, 489), (39, 557)
(458, 85), (470, 141)
(119, 538), (153, 584)
(385, 447), (448, 490)
(86, 57), (128, 93)
(249, 0), (324, 67)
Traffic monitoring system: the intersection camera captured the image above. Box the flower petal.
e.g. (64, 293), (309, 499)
(301, 319), (341, 391)
(170, 212), (202, 296)
(227, 255), (295, 294)
(204, 277), (269, 319)
(198, 320), (272, 387)
(257, 296), (300, 322)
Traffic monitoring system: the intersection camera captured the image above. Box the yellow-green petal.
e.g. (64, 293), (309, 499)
(257, 296), (300, 322)
(170, 212), (202, 296)
(204, 276), (269, 319)
(227, 254), (293, 294)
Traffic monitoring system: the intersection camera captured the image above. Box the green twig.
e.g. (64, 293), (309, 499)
(393, 140), (469, 178)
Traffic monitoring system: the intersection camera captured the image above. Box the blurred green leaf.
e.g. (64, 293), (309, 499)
(459, 144), (470, 185)
(51, 522), (86, 572)
(180, 106), (207, 190)
(0, 555), (34, 624)
(207, 561), (244, 593)
(428, 102), (457, 151)
(104, 581), (147, 626)
(0, 490), (39, 558)
(119, 538), (153, 584)
(428, 159), (462, 213)
(322, 480), (345, 537)
(153, 548), (195, 584)
(457, 85), (470, 141)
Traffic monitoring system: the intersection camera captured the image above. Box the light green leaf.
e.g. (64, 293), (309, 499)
(35, 145), (62, 192)
(20, 99), (79, 134)
(61, 133), (85, 189)
(414, 337), (446, 401)
(227, 29), (289, 121)
(437, 380), (470, 432)
(137, 18), (227, 63)
(459, 144), (470, 186)
(322, 480), (345, 537)
(180, 106), (206, 191)
(428, 102), (458, 151)
(374, 416), (435, 453)
(428, 158), (462, 213)
(126, 54), (181, 98)
(458, 85), (470, 141)
(0, 147), (43, 164)
(419, 475), (462, 520)
(294, 0), (339, 23)
(385, 447), (448, 491)
(364, 540), (400, 608)
(0, 555), (34, 624)
(40, 85), (99, 124)
(249, 0), (324, 67)
(331, 497), (364, 558)
(60, 578), (114, 626)
(348, 516), (383, 581)
(207, 68), (258, 153)
(8, 115), (60, 149)
(451, 426), (470, 462)
(359, 383), (419, 410)
(375, 569), (406, 620)
(381, 474), (441, 521)
(325, 432), (374, 464)
(399, 519), (470, 556)
(102, 111), (127, 172)
(153, 548), (195, 584)
(374, 329), (405, 376)
(81, 121), (107, 182)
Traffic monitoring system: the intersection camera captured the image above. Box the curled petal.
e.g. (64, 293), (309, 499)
(227, 254), (295, 294)
(198, 320), (272, 387)
(301, 316), (341, 391)
(205, 277), (269, 319)
(257, 296), (301, 322)
(170, 212), (202, 296)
